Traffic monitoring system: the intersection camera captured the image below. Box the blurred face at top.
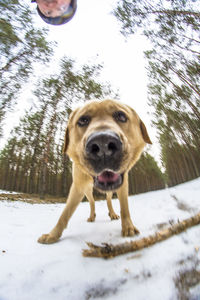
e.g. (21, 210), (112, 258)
(36, 0), (71, 17)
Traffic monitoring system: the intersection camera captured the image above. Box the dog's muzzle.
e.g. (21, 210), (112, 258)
(85, 130), (123, 191)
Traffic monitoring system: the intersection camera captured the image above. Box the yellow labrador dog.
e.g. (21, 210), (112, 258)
(38, 99), (152, 244)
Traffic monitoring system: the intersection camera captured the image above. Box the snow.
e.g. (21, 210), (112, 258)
(0, 178), (200, 300)
(0, 190), (18, 194)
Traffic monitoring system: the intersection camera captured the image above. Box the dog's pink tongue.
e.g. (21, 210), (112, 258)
(98, 171), (120, 183)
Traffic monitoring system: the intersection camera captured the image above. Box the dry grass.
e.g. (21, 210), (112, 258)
(0, 193), (66, 204)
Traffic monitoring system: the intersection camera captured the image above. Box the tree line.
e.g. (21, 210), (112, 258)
(114, 0), (200, 186)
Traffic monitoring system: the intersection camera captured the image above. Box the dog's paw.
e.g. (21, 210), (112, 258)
(122, 219), (139, 237)
(37, 234), (59, 244)
(87, 216), (95, 222)
(87, 213), (96, 222)
(109, 212), (120, 220)
(122, 225), (139, 237)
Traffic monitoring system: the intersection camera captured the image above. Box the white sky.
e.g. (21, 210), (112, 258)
(2, 0), (160, 161)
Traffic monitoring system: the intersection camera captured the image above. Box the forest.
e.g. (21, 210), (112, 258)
(0, 0), (199, 199)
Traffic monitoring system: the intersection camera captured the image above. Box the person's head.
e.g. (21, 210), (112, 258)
(32, 0), (77, 25)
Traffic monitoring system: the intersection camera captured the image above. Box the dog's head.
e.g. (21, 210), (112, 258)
(63, 99), (152, 191)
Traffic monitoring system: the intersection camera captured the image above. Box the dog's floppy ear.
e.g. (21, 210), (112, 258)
(63, 127), (69, 154)
(140, 119), (152, 144)
(128, 105), (152, 144)
(63, 107), (80, 154)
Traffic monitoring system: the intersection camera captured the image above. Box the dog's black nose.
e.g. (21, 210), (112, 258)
(86, 131), (122, 158)
(85, 131), (122, 173)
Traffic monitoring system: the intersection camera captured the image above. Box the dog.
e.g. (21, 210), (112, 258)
(38, 99), (152, 244)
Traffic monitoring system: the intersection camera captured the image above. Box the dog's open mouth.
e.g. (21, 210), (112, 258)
(94, 170), (123, 191)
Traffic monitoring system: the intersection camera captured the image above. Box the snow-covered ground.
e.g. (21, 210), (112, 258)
(0, 178), (200, 300)
(0, 190), (18, 194)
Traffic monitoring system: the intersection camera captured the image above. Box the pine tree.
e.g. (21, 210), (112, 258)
(128, 152), (165, 195)
(114, 0), (200, 185)
(0, 0), (54, 137)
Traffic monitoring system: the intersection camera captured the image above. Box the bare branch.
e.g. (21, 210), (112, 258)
(83, 212), (200, 258)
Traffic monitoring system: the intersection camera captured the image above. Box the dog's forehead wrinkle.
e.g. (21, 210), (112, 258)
(73, 99), (136, 120)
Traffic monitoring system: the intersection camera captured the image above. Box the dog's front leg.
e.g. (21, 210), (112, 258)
(85, 188), (96, 222)
(38, 183), (84, 244)
(117, 173), (139, 237)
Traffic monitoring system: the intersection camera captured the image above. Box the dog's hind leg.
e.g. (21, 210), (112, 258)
(85, 188), (96, 222)
(106, 192), (120, 220)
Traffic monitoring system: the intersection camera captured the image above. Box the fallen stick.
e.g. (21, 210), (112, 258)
(83, 212), (200, 258)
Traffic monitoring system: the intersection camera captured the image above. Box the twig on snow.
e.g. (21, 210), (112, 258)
(83, 212), (200, 259)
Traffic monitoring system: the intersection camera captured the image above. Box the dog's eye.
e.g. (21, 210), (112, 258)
(77, 115), (91, 127)
(113, 111), (127, 123)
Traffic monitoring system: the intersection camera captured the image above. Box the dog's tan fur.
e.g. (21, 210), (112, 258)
(38, 99), (152, 244)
